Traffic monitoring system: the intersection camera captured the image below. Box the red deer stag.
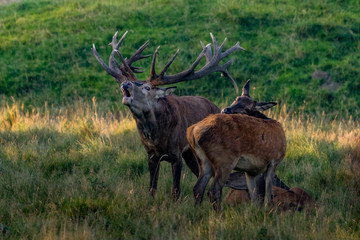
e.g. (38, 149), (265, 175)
(92, 31), (244, 199)
(187, 80), (286, 210)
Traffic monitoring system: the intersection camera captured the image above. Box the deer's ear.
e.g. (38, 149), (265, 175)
(255, 101), (277, 111)
(155, 87), (177, 99)
(241, 79), (251, 97)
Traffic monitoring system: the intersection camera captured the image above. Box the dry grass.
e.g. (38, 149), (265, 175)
(0, 100), (360, 239)
(346, 135), (360, 191)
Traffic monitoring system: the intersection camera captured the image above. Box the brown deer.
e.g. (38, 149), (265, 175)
(92, 31), (245, 199)
(187, 80), (286, 210)
(224, 186), (315, 212)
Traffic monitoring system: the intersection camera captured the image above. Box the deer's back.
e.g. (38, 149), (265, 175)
(189, 114), (286, 171)
(168, 95), (220, 126)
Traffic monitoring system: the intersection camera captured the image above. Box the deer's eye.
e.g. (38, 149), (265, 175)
(144, 86), (151, 91)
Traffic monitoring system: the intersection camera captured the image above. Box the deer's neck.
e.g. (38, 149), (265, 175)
(248, 111), (270, 119)
(131, 99), (175, 145)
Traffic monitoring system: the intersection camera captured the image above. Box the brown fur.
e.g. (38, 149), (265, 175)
(224, 189), (250, 206)
(136, 95), (219, 157)
(130, 91), (220, 199)
(188, 113), (286, 211)
(224, 187), (315, 211)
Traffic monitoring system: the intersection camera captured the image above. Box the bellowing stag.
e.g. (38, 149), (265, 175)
(187, 80), (286, 210)
(92, 31), (244, 199)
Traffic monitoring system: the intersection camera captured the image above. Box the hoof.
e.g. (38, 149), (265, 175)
(194, 194), (203, 206)
(211, 201), (222, 213)
(149, 188), (157, 197)
(172, 188), (181, 201)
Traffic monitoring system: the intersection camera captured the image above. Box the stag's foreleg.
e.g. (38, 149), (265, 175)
(170, 154), (183, 200)
(148, 155), (160, 197)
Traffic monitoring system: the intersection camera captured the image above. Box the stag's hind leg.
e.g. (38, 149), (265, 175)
(170, 155), (183, 201)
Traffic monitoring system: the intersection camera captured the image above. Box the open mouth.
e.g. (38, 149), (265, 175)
(121, 86), (133, 105)
(123, 88), (131, 97)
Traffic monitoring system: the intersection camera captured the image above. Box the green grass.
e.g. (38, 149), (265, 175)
(0, 0), (359, 117)
(1, 0), (360, 239)
(0, 102), (359, 239)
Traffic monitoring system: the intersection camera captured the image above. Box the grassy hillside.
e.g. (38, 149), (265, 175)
(0, 103), (359, 239)
(0, 0), (359, 117)
(1, 0), (360, 239)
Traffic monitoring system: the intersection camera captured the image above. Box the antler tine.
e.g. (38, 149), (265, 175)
(92, 31), (150, 83)
(222, 69), (239, 94)
(188, 44), (209, 71)
(148, 33), (243, 90)
(116, 31), (128, 49)
(109, 31), (127, 70)
(201, 41), (212, 63)
(219, 37), (227, 53)
(159, 49), (179, 77)
(92, 44), (123, 83)
(115, 50), (138, 81)
(214, 57), (239, 93)
(222, 41), (246, 59)
(210, 32), (219, 56)
(107, 31), (129, 82)
(148, 44), (209, 86)
(108, 31), (127, 49)
(128, 40), (151, 65)
(131, 66), (145, 73)
(150, 46), (161, 80)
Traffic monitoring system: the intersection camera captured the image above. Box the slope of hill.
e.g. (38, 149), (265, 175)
(1, 0), (359, 117)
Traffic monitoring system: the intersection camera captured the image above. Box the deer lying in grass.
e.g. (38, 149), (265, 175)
(92, 31), (244, 199)
(224, 185), (315, 212)
(187, 80), (286, 211)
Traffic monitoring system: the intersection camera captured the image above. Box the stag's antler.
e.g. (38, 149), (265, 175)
(148, 32), (245, 92)
(92, 31), (151, 83)
(92, 31), (245, 91)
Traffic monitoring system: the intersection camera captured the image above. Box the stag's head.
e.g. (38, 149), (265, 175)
(120, 81), (177, 115)
(92, 31), (245, 115)
(221, 80), (277, 118)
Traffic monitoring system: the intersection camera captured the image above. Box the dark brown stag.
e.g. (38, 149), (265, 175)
(92, 31), (244, 199)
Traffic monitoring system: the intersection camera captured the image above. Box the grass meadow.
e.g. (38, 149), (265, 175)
(0, 100), (359, 239)
(1, 0), (359, 117)
(1, 0), (360, 239)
